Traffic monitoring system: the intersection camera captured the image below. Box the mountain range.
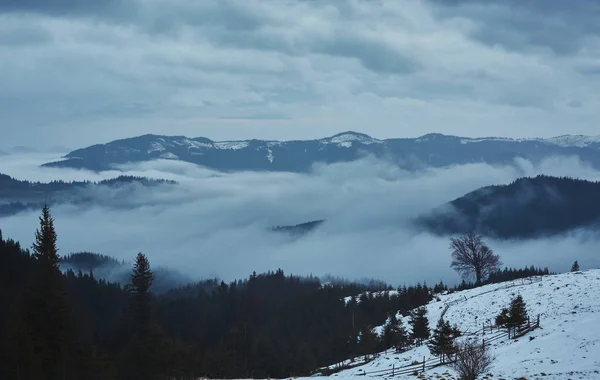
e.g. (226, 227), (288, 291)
(42, 132), (600, 172)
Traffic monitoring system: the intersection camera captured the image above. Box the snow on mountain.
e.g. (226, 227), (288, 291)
(460, 134), (600, 148)
(213, 141), (250, 150)
(539, 135), (600, 148)
(43, 131), (600, 173)
(313, 270), (600, 380)
(321, 132), (383, 148)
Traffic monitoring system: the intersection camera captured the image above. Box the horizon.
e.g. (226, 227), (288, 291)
(5, 130), (600, 152)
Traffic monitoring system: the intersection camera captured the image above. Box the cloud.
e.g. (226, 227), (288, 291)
(2, 154), (600, 287)
(1, 1), (600, 148)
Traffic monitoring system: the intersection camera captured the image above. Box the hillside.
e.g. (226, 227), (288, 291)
(272, 220), (325, 235)
(42, 132), (600, 172)
(417, 175), (600, 239)
(0, 174), (176, 216)
(314, 270), (600, 379)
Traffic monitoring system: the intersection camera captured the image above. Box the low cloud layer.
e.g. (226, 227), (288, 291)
(1, 154), (600, 286)
(1, 1), (600, 147)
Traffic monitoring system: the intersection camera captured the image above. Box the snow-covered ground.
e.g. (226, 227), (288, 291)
(312, 270), (600, 380)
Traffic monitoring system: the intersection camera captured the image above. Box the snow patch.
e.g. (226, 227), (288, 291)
(214, 141), (250, 150)
(267, 149), (274, 163)
(159, 152), (179, 160)
(321, 132), (382, 147)
(148, 142), (166, 153)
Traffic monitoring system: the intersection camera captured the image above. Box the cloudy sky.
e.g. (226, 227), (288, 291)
(2, 0), (600, 148)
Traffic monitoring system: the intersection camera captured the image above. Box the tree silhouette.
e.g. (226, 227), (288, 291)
(27, 204), (73, 379)
(120, 253), (164, 380)
(571, 260), (580, 272)
(450, 233), (502, 285)
(382, 313), (408, 352)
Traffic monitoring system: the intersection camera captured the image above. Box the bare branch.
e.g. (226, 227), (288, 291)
(450, 233), (502, 284)
(450, 338), (495, 380)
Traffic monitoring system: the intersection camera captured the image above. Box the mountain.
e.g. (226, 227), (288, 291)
(418, 175), (600, 239)
(0, 174), (176, 217)
(42, 132), (600, 172)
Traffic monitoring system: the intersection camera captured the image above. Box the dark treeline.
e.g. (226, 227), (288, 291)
(0, 173), (175, 194)
(421, 175), (600, 239)
(0, 207), (436, 380)
(0, 173), (177, 217)
(451, 266), (550, 292)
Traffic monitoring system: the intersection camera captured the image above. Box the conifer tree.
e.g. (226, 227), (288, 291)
(358, 326), (379, 360)
(27, 204), (74, 379)
(120, 252), (166, 380)
(495, 294), (528, 334)
(509, 295), (528, 327)
(571, 260), (580, 272)
(382, 313), (408, 352)
(428, 318), (460, 363)
(409, 307), (430, 346)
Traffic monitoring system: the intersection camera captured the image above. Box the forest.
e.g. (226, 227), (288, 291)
(0, 206), (548, 379)
(419, 175), (600, 239)
(0, 173), (176, 216)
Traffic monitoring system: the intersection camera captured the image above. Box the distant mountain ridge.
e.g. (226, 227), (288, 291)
(0, 174), (176, 217)
(417, 175), (600, 239)
(42, 132), (600, 172)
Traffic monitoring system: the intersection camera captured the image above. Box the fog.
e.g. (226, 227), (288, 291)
(1, 154), (600, 287)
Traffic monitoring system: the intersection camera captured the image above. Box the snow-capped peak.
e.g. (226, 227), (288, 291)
(321, 132), (382, 148)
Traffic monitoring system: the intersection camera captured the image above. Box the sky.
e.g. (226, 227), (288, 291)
(2, 153), (600, 287)
(2, 0), (600, 148)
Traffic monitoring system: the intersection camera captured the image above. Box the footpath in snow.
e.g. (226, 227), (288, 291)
(311, 270), (600, 380)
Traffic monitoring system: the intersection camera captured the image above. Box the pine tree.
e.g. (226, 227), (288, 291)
(509, 295), (528, 327)
(428, 318), (460, 363)
(409, 307), (430, 346)
(27, 204), (74, 379)
(382, 313), (408, 352)
(571, 260), (580, 272)
(120, 253), (166, 380)
(496, 294), (528, 335)
(358, 326), (379, 360)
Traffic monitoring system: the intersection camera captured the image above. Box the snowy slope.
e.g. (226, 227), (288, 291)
(313, 270), (600, 380)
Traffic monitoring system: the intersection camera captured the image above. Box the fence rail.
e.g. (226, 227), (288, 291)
(353, 316), (541, 378)
(322, 276), (545, 378)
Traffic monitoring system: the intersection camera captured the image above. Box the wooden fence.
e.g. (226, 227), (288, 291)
(353, 315), (541, 378)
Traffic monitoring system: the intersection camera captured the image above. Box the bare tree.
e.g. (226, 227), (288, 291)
(450, 339), (495, 380)
(450, 232), (501, 285)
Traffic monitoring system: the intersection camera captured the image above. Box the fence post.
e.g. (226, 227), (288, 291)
(392, 364), (395, 376)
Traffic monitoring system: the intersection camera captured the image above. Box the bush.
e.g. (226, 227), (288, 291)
(450, 339), (495, 380)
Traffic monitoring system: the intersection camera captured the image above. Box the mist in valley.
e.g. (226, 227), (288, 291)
(1, 153), (600, 288)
